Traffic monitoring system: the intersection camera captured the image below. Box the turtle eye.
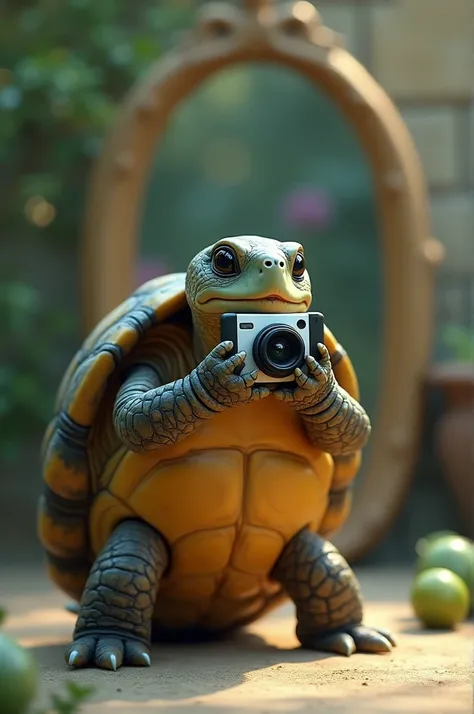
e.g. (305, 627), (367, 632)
(211, 246), (240, 277)
(292, 252), (306, 281)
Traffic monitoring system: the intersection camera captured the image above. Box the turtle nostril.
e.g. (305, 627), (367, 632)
(279, 261), (285, 268)
(264, 259), (273, 268)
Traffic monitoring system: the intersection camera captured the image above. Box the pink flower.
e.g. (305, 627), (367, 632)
(282, 186), (335, 231)
(135, 258), (169, 287)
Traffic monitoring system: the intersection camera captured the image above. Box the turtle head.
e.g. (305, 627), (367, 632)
(185, 235), (312, 355)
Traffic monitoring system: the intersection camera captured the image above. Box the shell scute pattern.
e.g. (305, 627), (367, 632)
(40, 269), (362, 624)
(39, 274), (188, 600)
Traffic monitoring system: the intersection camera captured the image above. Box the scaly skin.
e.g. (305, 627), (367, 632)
(67, 235), (386, 670)
(114, 342), (268, 452)
(272, 529), (396, 656)
(66, 520), (168, 670)
(272, 346), (371, 455)
(113, 235), (369, 456)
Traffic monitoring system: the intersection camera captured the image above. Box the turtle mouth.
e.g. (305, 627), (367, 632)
(194, 295), (310, 316)
(199, 295), (309, 307)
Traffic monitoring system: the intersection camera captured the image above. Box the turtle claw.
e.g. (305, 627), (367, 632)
(303, 631), (357, 657)
(93, 637), (124, 670)
(124, 640), (152, 667)
(327, 632), (356, 657)
(66, 634), (152, 670)
(348, 625), (394, 653)
(374, 627), (398, 648)
(68, 650), (79, 667)
(66, 636), (96, 668)
(301, 624), (396, 657)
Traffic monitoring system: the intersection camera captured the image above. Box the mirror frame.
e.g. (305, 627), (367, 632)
(80, 1), (442, 561)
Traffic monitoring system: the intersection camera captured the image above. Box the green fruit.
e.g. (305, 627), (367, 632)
(411, 567), (470, 628)
(0, 633), (38, 714)
(417, 535), (474, 604)
(415, 530), (459, 558)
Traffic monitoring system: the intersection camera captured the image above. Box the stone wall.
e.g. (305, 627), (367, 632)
(318, 0), (474, 275)
(313, 0), (472, 561)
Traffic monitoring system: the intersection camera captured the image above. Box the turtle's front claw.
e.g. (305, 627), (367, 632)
(68, 650), (80, 667)
(66, 635), (152, 670)
(66, 635), (96, 668)
(300, 624), (396, 657)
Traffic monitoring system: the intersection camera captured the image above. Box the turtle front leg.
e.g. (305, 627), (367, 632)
(272, 529), (396, 656)
(66, 520), (168, 671)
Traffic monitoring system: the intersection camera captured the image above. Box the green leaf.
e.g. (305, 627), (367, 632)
(131, 35), (158, 62)
(442, 324), (474, 362)
(42, 681), (95, 714)
(0, 0), (195, 466)
(65, 681), (96, 701)
(20, 174), (63, 203)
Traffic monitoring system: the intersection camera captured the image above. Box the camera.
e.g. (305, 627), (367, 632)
(220, 312), (325, 384)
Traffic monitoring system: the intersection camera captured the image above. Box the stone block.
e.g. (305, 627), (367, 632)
(401, 107), (460, 187)
(430, 193), (474, 271)
(371, 0), (474, 99)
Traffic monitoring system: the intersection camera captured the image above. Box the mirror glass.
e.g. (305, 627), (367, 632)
(139, 65), (383, 473)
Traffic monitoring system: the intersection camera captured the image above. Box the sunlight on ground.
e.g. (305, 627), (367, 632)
(1, 567), (471, 713)
(5, 607), (73, 629)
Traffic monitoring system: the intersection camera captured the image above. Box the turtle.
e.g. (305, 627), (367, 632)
(38, 234), (396, 671)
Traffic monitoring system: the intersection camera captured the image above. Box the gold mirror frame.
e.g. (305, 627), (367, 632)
(81, 0), (442, 561)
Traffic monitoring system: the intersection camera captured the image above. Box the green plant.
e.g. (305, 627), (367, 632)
(0, 0), (194, 463)
(39, 682), (95, 714)
(0, 606), (94, 713)
(0, 282), (72, 461)
(441, 324), (474, 363)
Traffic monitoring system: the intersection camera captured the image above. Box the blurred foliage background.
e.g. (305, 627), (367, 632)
(0, 0), (470, 560)
(0, 0), (193, 462)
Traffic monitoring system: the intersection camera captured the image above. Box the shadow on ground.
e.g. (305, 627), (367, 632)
(31, 629), (335, 702)
(4, 567), (471, 713)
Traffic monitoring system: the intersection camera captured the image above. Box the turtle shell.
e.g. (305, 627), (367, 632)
(38, 274), (188, 600)
(39, 275), (362, 627)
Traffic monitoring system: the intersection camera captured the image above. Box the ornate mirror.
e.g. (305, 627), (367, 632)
(81, 0), (439, 561)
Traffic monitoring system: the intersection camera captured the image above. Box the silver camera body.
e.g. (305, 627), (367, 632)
(220, 311), (325, 384)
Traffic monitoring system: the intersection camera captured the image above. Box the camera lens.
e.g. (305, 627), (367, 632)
(252, 324), (305, 378)
(267, 337), (293, 363)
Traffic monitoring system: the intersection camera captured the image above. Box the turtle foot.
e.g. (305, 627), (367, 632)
(273, 529), (397, 659)
(299, 624), (397, 657)
(66, 635), (151, 671)
(65, 519), (168, 671)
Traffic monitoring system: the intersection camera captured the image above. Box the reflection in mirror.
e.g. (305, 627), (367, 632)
(139, 65), (382, 472)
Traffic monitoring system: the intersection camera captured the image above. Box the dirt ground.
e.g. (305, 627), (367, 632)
(1, 565), (472, 714)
